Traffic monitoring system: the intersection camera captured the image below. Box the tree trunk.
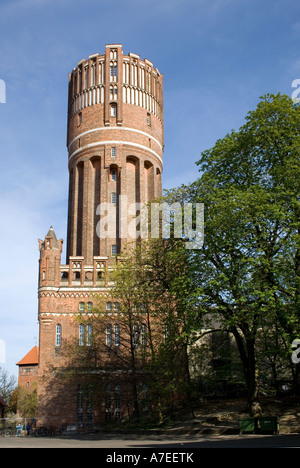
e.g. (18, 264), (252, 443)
(231, 326), (262, 416)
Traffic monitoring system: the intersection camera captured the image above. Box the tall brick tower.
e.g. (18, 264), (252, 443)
(36, 44), (164, 429)
(66, 43), (163, 263)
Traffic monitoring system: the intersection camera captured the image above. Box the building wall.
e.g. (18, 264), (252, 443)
(18, 366), (38, 391)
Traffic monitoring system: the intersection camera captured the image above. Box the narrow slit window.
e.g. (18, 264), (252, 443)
(111, 192), (117, 205)
(111, 104), (117, 117)
(86, 324), (93, 347)
(79, 324), (85, 346)
(56, 324), (62, 347)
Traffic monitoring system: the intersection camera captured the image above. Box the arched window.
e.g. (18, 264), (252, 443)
(56, 324), (62, 347)
(77, 384), (83, 425)
(79, 324), (85, 346)
(111, 169), (117, 181)
(111, 192), (117, 205)
(141, 323), (147, 348)
(133, 324), (139, 347)
(114, 324), (120, 347)
(106, 324), (112, 347)
(110, 85), (118, 100)
(110, 61), (117, 82)
(86, 324), (93, 347)
(111, 103), (117, 117)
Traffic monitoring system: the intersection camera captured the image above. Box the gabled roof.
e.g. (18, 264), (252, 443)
(16, 346), (39, 366)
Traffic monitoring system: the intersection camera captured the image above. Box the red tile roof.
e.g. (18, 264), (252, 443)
(16, 346), (39, 366)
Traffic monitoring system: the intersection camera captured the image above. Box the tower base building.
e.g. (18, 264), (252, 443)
(36, 44), (164, 430)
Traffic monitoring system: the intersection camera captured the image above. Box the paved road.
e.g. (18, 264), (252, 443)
(1, 433), (300, 449)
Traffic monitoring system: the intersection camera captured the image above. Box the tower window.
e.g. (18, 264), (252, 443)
(115, 385), (121, 419)
(56, 324), (62, 347)
(110, 85), (118, 100)
(111, 192), (117, 205)
(78, 112), (82, 126)
(133, 324), (139, 347)
(141, 323), (147, 347)
(147, 113), (151, 126)
(111, 147), (116, 158)
(111, 245), (117, 256)
(111, 169), (117, 181)
(110, 62), (117, 82)
(111, 104), (117, 117)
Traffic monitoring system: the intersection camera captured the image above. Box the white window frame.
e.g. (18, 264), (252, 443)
(56, 324), (62, 347)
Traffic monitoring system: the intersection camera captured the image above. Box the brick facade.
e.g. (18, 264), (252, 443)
(36, 44), (164, 430)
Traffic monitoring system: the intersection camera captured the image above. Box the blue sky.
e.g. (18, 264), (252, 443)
(0, 0), (300, 378)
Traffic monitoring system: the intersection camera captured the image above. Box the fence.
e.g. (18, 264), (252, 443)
(0, 417), (31, 437)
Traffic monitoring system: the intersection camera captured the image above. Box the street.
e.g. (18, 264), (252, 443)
(0, 433), (300, 449)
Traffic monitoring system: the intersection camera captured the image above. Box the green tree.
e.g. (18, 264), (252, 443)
(166, 93), (300, 415)
(69, 237), (200, 423)
(0, 367), (16, 413)
(16, 383), (37, 419)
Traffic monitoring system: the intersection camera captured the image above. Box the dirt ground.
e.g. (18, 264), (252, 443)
(166, 397), (300, 434)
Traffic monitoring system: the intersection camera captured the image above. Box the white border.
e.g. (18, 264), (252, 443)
(69, 140), (163, 165)
(68, 126), (163, 151)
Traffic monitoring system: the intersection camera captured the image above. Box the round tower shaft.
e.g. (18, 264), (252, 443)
(66, 44), (164, 264)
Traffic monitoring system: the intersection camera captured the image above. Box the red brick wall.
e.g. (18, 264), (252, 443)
(37, 44), (164, 429)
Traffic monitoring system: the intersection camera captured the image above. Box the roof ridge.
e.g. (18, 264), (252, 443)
(16, 346), (39, 366)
